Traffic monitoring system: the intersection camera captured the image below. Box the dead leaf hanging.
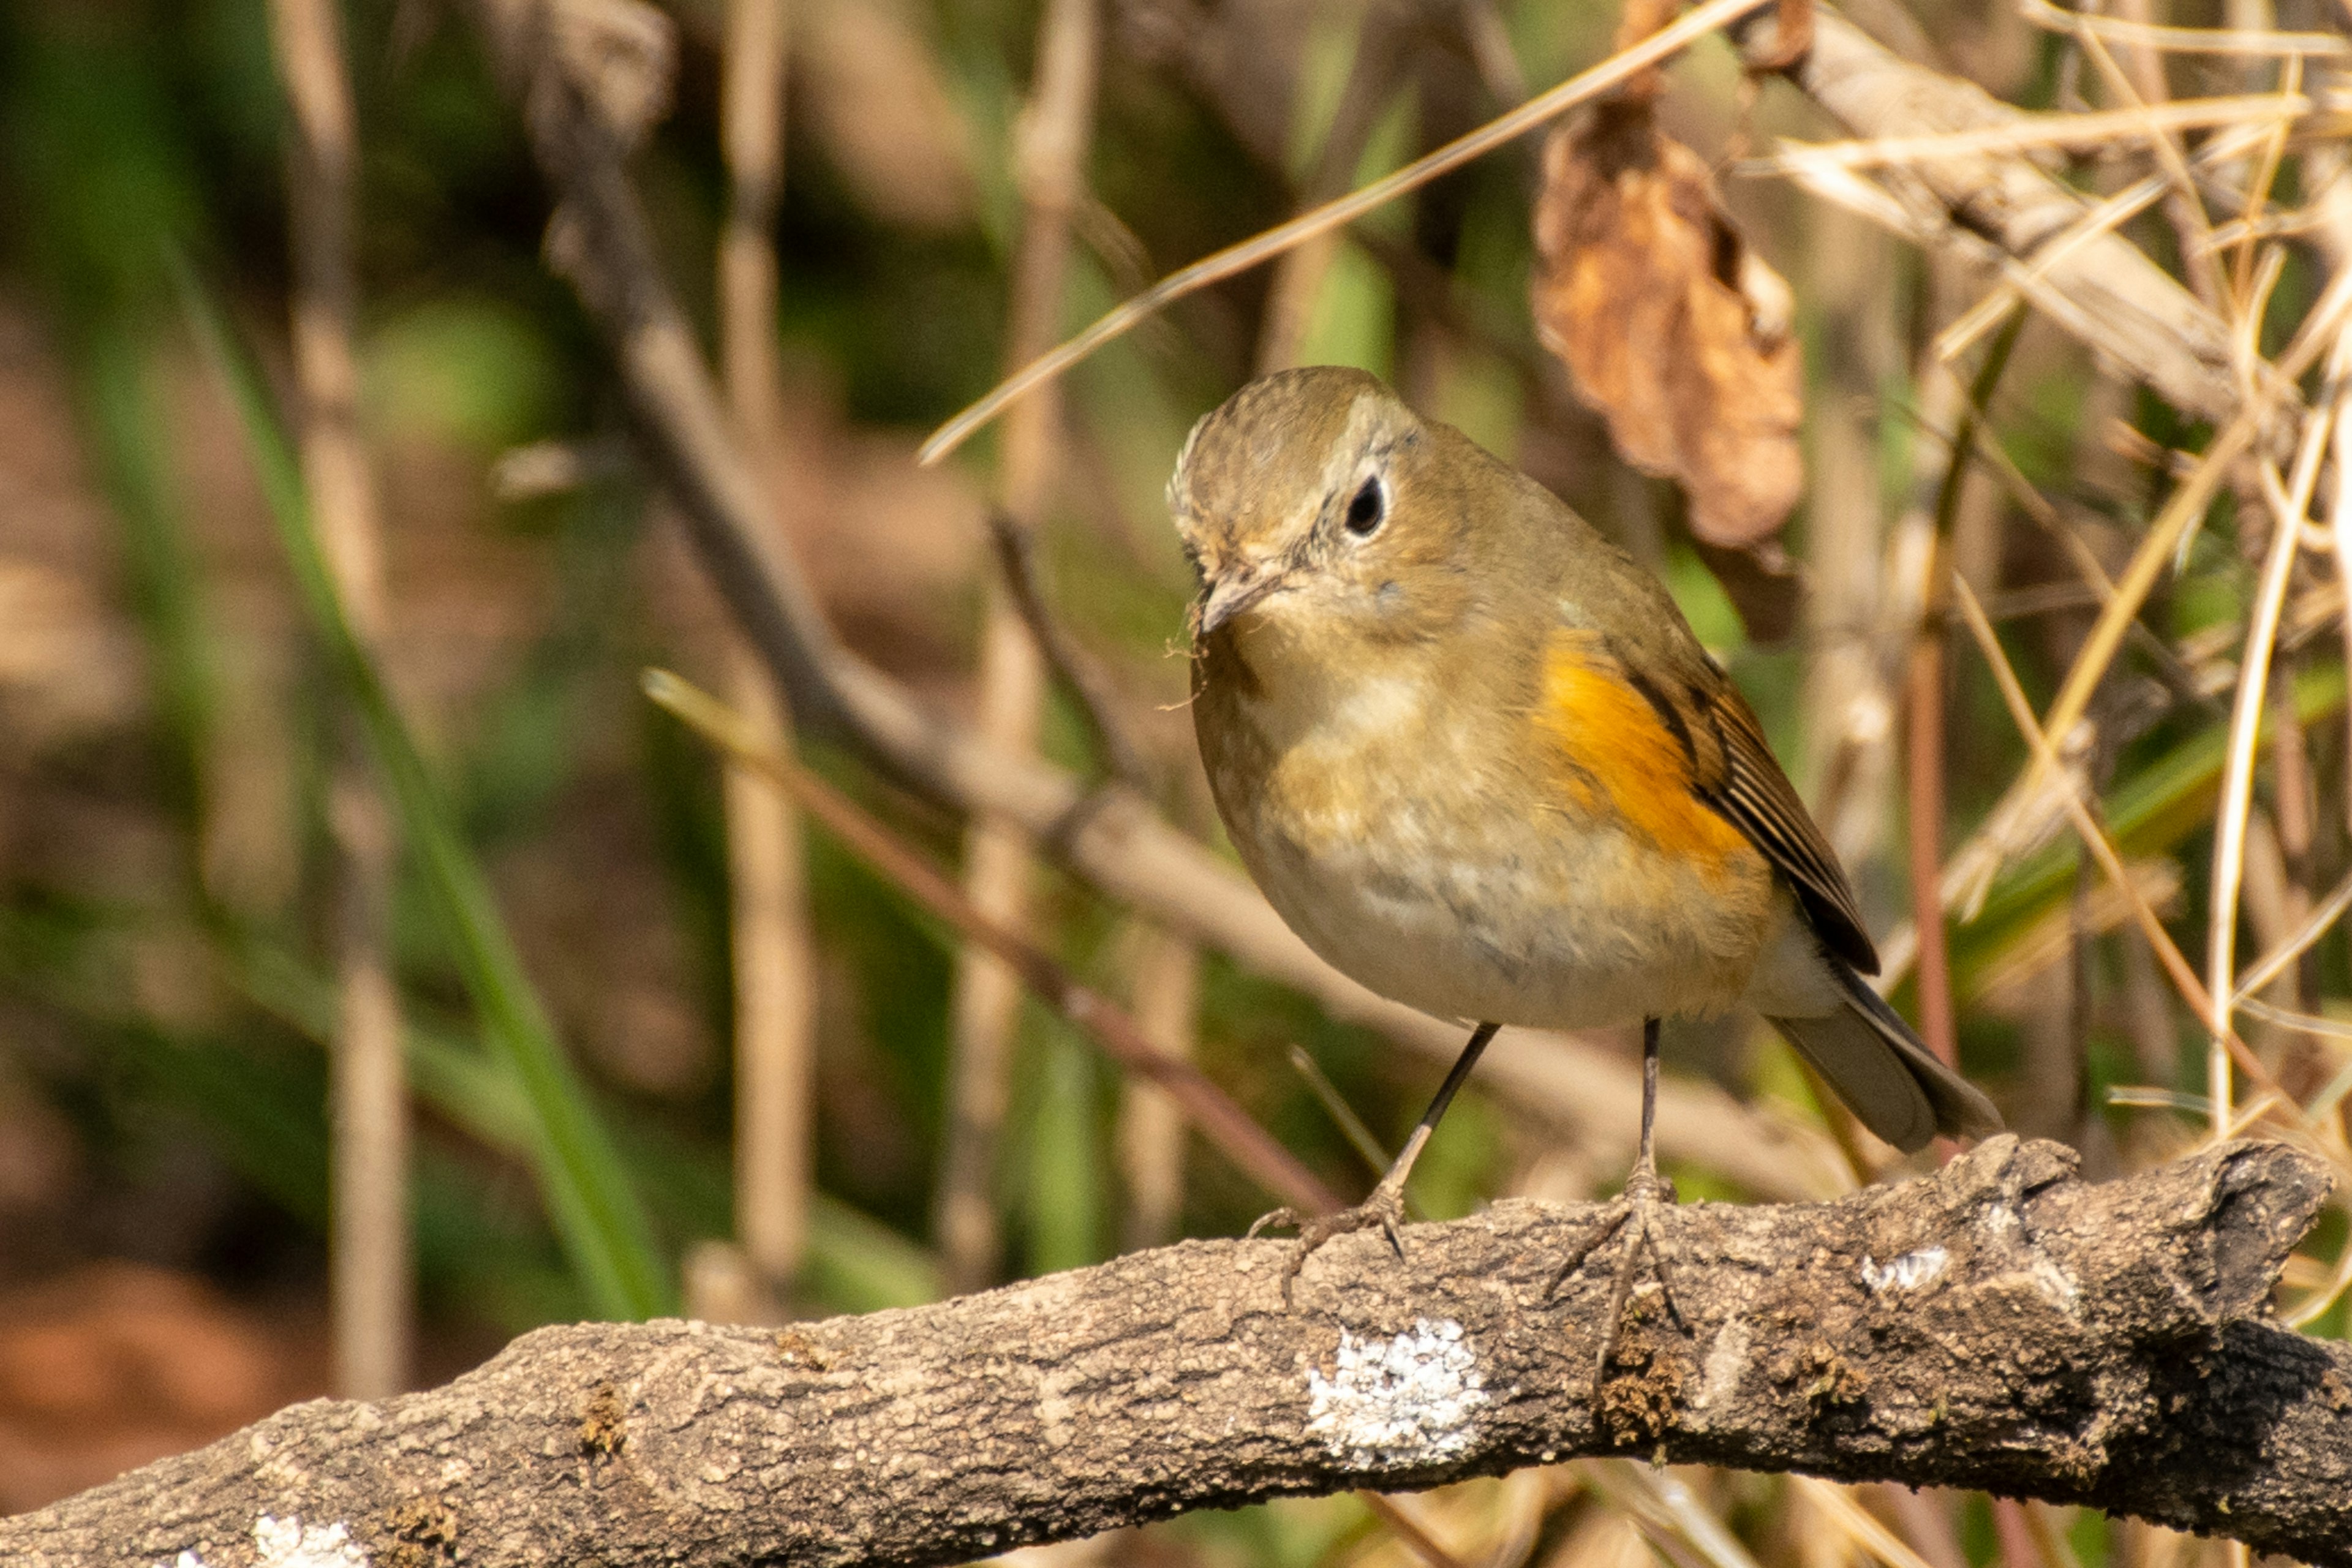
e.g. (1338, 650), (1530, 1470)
(1531, 102), (1804, 549)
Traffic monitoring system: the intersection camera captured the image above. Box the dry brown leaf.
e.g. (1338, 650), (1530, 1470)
(1531, 102), (1804, 549)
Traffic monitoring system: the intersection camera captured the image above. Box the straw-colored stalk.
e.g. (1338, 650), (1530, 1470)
(1749, 92), (2315, 177)
(266, 0), (409, 1400)
(715, 0), (818, 1318)
(919, 0), (1773, 465)
(1953, 579), (2309, 1138)
(2204, 388), (2337, 1139)
(934, 0), (1101, 1295)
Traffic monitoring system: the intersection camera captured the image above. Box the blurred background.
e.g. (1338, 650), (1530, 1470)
(0, 1), (2347, 1564)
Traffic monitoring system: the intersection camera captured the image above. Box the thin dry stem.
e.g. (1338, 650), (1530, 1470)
(1116, 919), (1199, 1250)
(2071, 19), (2231, 318)
(266, 0), (409, 1400)
(2019, 259), (2352, 842)
(1749, 92), (2315, 176)
(918, 0), (1772, 464)
(1254, 10), (1406, 375)
(2019, 0), (2350, 58)
(718, 0), (816, 1310)
(2208, 413), (2335, 1137)
(937, 0), (1102, 1295)
(2334, 340), (2352, 837)
(1951, 580), (2309, 1139)
(2234, 865), (2352, 1006)
(1792, 1477), (1941, 1568)
(646, 670), (1341, 1218)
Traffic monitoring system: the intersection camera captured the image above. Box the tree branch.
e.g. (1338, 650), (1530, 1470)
(8, 1138), (2344, 1567)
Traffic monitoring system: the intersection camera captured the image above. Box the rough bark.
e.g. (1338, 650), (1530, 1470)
(7, 1137), (2345, 1568)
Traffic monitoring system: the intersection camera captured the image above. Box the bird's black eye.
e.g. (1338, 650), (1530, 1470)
(1344, 477), (1385, 537)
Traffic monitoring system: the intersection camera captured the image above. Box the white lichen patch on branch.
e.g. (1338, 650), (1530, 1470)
(1860, 1246), (1948, 1294)
(157, 1516), (374, 1568)
(1305, 1317), (1487, 1466)
(1697, 1316), (1753, 1409)
(255, 1517), (372, 1568)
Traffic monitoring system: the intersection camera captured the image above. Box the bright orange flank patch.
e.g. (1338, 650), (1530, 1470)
(1537, 633), (1751, 875)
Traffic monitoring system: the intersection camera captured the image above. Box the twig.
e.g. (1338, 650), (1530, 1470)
(716, 0), (816, 1317)
(17, 1139), (2339, 1566)
(265, 0), (409, 1400)
(644, 669), (1340, 1218)
(982, 511), (1153, 793)
(917, 0), (1773, 464)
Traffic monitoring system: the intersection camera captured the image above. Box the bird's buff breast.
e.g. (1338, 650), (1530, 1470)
(1195, 639), (1775, 1030)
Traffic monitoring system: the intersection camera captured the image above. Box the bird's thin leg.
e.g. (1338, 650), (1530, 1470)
(1251, 1022), (1499, 1301)
(1547, 1017), (1685, 1374)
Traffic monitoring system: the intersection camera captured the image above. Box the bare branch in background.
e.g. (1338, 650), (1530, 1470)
(7, 1139), (2343, 1567)
(266, 0), (410, 1400)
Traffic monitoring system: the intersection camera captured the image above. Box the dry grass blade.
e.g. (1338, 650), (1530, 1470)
(2018, 0), (2351, 58)
(1360, 1493), (1471, 1568)
(917, 0), (1771, 465)
(2285, 1233), (2352, 1329)
(2207, 423), (2335, 1137)
(1748, 94), (2315, 176)
(2019, 260), (2352, 831)
(1289, 1042), (1396, 1179)
(1949, 579), (2309, 1136)
(1585, 1462), (1762, 1568)
(642, 669), (1343, 1218)
(717, 0), (815, 1319)
(937, 0), (1103, 1294)
(1791, 1477), (1941, 1568)
(2069, 19), (2230, 320)
(1934, 173), (2168, 363)
(2234, 996), (2352, 1046)
(2234, 864), (2352, 1005)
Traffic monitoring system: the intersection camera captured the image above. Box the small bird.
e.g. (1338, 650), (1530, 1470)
(1169, 366), (1999, 1352)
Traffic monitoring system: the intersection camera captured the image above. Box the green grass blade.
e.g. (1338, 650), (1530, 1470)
(172, 259), (672, 1319)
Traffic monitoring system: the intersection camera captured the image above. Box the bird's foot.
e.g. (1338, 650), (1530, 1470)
(1545, 1167), (1687, 1378)
(1247, 1176), (1409, 1306)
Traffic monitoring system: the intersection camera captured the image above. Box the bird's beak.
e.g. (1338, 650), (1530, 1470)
(1195, 567), (1285, 639)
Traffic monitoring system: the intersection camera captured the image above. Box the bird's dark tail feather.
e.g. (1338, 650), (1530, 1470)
(1768, 965), (2003, 1154)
